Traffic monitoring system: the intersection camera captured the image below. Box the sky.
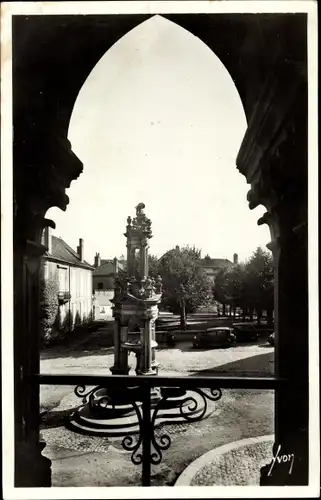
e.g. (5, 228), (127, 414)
(47, 15), (270, 265)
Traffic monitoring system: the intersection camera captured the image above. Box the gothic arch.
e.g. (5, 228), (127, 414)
(13, 13), (306, 244)
(12, 13), (309, 487)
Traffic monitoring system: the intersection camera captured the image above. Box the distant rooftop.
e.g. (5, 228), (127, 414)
(201, 257), (233, 268)
(158, 249), (234, 271)
(93, 259), (126, 276)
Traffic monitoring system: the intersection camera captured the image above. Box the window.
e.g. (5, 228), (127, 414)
(57, 266), (68, 291)
(97, 282), (103, 290)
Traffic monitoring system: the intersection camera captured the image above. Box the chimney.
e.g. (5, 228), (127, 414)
(94, 252), (101, 267)
(43, 226), (52, 254)
(77, 238), (84, 262)
(233, 253), (239, 265)
(113, 257), (118, 273)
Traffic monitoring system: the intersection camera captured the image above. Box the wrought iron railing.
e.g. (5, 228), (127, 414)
(36, 374), (287, 486)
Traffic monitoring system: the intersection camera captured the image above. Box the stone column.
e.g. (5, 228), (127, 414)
(150, 318), (159, 374)
(234, 48), (308, 485)
(13, 125), (83, 486)
(110, 316), (121, 374)
(138, 317), (154, 375)
(119, 326), (129, 374)
(130, 248), (136, 278)
(260, 219), (309, 485)
(110, 315), (129, 374)
(126, 244), (133, 278)
(14, 236), (52, 486)
(145, 246), (149, 278)
(275, 228), (308, 484)
(140, 240), (148, 279)
(242, 124), (309, 485)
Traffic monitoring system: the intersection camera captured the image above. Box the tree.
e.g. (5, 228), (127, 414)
(213, 268), (229, 315)
(225, 264), (246, 317)
(39, 274), (59, 344)
(243, 247), (274, 324)
(213, 248), (274, 323)
(213, 264), (246, 317)
(157, 246), (212, 330)
(147, 254), (159, 279)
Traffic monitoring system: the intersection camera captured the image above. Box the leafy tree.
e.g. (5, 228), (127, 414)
(213, 264), (245, 316)
(157, 246), (212, 330)
(213, 268), (229, 315)
(213, 247), (274, 323)
(226, 264), (246, 316)
(243, 247), (274, 324)
(39, 274), (59, 344)
(62, 309), (74, 333)
(147, 254), (159, 279)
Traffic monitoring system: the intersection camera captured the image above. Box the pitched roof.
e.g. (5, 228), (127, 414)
(100, 259), (113, 266)
(93, 259), (126, 276)
(93, 261), (115, 276)
(158, 250), (233, 269)
(46, 236), (93, 270)
(201, 258), (233, 268)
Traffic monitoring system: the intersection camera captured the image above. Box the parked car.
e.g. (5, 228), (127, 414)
(193, 327), (236, 349)
(268, 332), (275, 346)
(232, 323), (260, 342)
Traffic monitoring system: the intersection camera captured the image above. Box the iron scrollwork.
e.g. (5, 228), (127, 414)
(121, 386), (222, 466)
(178, 387), (222, 422)
(74, 384), (98, 403)
(150, 395), (172, 465)
(121, 398), (144, 465)
(73, 385), (144, 465)
(74, 384), (115, 410)
(73, 384), (222, 469)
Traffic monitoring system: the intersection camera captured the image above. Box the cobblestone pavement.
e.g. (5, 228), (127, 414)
(41, 341), (274, 375)
(40, 340), (274, 411)
(190, 440), (273, 486)
(40, 335), (274, 487)
(41, 386), (274, 487)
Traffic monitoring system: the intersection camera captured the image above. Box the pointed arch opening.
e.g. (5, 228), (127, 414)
(47, 15), (270, 265)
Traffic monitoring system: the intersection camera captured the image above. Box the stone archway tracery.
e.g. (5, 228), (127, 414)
(12, 13), (308, 487)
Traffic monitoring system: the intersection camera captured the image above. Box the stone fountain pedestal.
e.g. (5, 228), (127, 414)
(67, 203), (202, 437)
(67, 385), (210, 437)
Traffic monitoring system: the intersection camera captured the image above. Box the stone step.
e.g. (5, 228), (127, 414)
(66, 390), (215, 437)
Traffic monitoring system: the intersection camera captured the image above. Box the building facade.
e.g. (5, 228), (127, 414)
(92, 253), (125, 319)
(201, 253), (239, 283)
(42, 228), (94, 329)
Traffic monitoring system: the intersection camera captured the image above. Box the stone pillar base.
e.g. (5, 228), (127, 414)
(110, 365), (131, 375)
(151, 360), (159, 375)
(136, 368), (157, 376)
(15, 440), (51, 487)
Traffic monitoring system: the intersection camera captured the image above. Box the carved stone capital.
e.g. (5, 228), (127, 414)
(15, 136), (83, 246)
(236, 50), (305, 184)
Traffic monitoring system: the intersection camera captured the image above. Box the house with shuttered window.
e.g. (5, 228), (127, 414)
(92, 253), (126, 319)
(41, 227), (94, 328)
